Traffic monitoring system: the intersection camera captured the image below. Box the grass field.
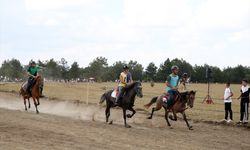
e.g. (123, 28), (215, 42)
(0, 82), (244, 122)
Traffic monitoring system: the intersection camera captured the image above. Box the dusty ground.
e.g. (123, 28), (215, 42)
(0, 92), (250, 150)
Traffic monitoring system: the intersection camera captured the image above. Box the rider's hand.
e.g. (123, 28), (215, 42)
(172, 87), (177, 90)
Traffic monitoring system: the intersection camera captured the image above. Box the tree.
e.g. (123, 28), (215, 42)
(145, 62), (157, 81)
(156, 58), (172, 81)
(127, 60), (144, 81)
(0, 59), (24, 80)
(85, 57), (108, 81)
(59, 58), (70, 81)
(170, 58), (194, 78)
(103, 61), (126, 81)
(43, 59), (61, 80)
(69, 62), (81, 80)
(192, 65), (207, 83)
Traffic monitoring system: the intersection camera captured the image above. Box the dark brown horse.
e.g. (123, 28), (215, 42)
(99, 81), (143, 128)
(20, 75), (43, 113)
(144, 90), (196, 130)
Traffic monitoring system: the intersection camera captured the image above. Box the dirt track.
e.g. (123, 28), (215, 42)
(0, 92), (250, 150)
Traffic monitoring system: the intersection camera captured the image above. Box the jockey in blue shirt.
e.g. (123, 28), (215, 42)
(165, 65), (180, 108)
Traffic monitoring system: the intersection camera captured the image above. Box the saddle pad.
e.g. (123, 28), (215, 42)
(162, 94), (174, 106)
(111, 90), (117, 98)
(22, 81), (28, 91)
(163, 94), (170, 102)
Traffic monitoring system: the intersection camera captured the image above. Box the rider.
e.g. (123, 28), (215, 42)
(179, 73), (188, 92)
(114, 65), (129, 106)
(26, 61), (42, 96)
(127, 71), (133, 83)
(165, 65), (180, 108)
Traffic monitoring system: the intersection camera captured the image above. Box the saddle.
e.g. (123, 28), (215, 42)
(21, 81), (29, 92)
(163, 92), (180, 107)
(111, 88), (119, 98)
(162, 93), (170, 103)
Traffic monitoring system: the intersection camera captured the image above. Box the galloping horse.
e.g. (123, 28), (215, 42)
(144, 90), (196, 130)
(99, 81), (143, 128)
(20, 75), (43, 113)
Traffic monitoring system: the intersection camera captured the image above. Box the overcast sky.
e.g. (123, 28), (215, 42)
(0, 0), (249, 69)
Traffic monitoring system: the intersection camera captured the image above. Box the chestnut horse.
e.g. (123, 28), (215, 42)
(144, 90), (196, 130)
(20, 76), (43, 113)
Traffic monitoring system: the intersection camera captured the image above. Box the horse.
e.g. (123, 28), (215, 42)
(144, 90), (196, 130)
(20, 75), (43, 113)
(99, 81), (143, 128)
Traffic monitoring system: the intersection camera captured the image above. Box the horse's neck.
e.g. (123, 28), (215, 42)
(179, 93), (188, 104)
(124, 88), (136, 105)
(33, 80), (40, 91)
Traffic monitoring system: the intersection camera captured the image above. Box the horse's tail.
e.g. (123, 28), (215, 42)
(144, 96), (158, 109)
(99, 93), (106, 104)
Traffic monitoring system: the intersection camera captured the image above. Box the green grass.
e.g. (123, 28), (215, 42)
(0, 82), (244, 121)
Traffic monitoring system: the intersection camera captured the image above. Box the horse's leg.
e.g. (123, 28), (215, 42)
(182, 112), (193, 130)
(147, 107), (155, 119)
(164, 108), (172, 128)
(147, 102), (162, 119)
(33, 97), (39, 114)
(105, 106), (112, 124)
(169, 111), (178, 121)
(127, 107), (136, 118)
(23, 98), (27, 111)
(28, 98), (31, 109)
(123, 108), (131, 128)
(37, 97), (40, 105)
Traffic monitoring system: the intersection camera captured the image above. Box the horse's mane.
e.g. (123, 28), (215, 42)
(125, 81), (140, 90)
(179, 91), (189, 97)
(179, 90), (196, 101)
(179, 90), (195, 96)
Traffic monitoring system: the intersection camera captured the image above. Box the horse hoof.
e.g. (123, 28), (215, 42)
(189, 126), (193, 130)
(109, 120), (113, 124)
(147, 116), (152, 119)
(169, 115), (176, 121)
(125, 124), (131, 128)
(169, 126), (173, 129)
(36, 111), (39, 114)
(126, 114), (132, 118)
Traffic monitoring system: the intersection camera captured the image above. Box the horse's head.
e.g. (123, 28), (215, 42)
(134, 81), (143, 98)
(35, 75), (43, 87)
(186, 90), (196, 108)
(35, 75), (42, 83)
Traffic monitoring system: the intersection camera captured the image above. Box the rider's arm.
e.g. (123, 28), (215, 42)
(27, 71), (36, 78)
(166, 76), (174, 88)
(237, 90), (242, 100)
(37, 66), (45, 70)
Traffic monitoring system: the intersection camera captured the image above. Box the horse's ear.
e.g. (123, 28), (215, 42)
(191, 90), (197, 94)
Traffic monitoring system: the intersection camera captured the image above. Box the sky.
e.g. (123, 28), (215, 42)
(0, 0), (249, 69)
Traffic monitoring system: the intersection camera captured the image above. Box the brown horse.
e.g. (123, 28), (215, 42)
(144, 90), (196, 130)
(20, 75), (43, 113)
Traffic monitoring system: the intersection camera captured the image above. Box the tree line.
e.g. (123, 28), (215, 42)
(0, 57), (249, 83)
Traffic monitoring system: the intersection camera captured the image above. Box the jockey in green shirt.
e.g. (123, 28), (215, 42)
(27, 61), (43, 96)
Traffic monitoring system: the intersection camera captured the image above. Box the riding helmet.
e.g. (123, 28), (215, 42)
(183, 73), (188, 77)
(171, 65), (179, 70)
(123, 65), (129, 70)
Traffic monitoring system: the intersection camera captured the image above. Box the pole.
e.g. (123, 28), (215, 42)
(86, 82), (89, 105)
(202, 78), (214, 104)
